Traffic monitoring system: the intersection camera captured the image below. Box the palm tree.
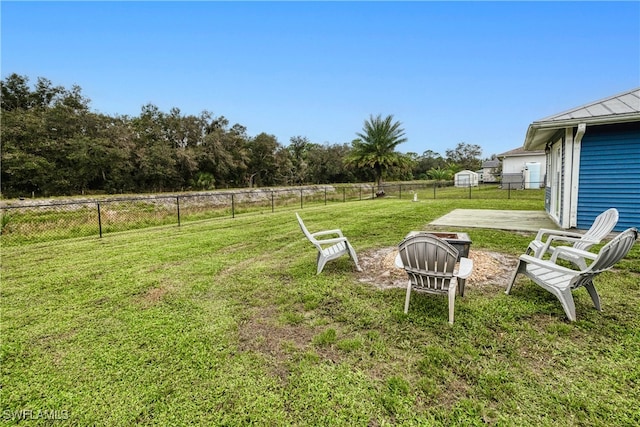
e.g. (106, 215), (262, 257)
(427, 166), (453, 185)
(194, 171), (215, 190)
(346, 114), (407, 195)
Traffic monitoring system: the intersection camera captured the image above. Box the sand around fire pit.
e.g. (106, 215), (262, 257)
(357, 247), (518, 291)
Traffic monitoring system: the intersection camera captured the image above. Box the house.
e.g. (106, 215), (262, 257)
(480, 159), (500, 183)
(497, 147), (547, 189)
(523, 88), (640, 231)
(454, 170), (479, 187)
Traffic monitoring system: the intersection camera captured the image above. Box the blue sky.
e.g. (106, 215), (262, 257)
(2, 1), (639, 157)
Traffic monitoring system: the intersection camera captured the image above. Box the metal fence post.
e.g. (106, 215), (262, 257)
(176, 196), (181, 226)
(271, 191), (275, 213)
(399, 184), (402, 199)
(433, 182), (437, 199)
(469, 184), (472, 199)
(508, 182), (511, 200)
(343, 187), (346, 202)
(300, 188), (304, 209)
(231, 193), (235, 218)
(324, 187), (327, 205)
(97, 202), (102, 238)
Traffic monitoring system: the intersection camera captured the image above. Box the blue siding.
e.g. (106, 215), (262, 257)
(577, 128), (640, 231)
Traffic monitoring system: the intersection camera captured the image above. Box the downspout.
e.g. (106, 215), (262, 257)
(575, 123), (586, 144)
(569, 123), (586, 227)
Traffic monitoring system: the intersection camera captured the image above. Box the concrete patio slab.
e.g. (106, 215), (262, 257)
(429, 209), (560, 232)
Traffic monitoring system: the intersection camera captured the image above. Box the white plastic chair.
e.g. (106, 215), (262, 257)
(508, 227), (638, 321)
(396, 233), (473, 324)
(295, 213), (361, 274)
(526, 208), (618, 269)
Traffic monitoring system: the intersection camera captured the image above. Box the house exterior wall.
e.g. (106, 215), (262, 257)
(502, 154), (546, 175)
(577, 125), (640, 232)
(544, 123), (639, 231)
(501, 153), (546, 189)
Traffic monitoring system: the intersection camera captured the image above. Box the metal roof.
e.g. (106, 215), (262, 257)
(524, 88), (640, 150)
(481, 159), (500, 168)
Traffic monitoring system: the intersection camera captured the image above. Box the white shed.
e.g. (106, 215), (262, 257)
(454, 170), (479, 187)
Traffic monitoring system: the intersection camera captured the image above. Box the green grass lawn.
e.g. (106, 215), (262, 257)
(2, 198), (639, 426)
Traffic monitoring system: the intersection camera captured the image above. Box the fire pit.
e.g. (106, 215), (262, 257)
(357, 247), (518, 291)
(406, 231), (471, 261)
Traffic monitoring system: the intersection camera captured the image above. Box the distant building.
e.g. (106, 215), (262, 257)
(497, 147), (546, 189)
(454, 170), (479, 187)
(523, 88), (639, 231)
(480, 159), (500, 183)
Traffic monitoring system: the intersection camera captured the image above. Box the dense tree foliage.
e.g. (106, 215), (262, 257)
(445, 142), (483, 172)
(1, 74), (485, 198)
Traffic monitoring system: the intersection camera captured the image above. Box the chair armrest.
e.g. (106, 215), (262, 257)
(550, 246), (598, 263)
(395, 255), (475, 278)
(535, 228), (583, 241)
(519, 254), (579, 274)
(456, 257), (474, 279)
(537, 235), (597, 258)
(316, 237), (348, 245)
(546, 234), (586, 244)
(394, 253), (404, 268)
(312, 229), (344, 238)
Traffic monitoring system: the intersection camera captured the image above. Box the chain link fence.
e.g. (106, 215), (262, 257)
(1, 182), (544, 245)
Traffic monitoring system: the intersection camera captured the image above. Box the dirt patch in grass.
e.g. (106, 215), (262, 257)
(238, 306), (307, 357)
(135, 286), (170, 308)
(238, 306), (344, 381)
(356, 247), (518, 291)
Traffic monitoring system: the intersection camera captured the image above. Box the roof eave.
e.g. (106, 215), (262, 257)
(523, 113), (640, 151)
(498, 151), (545, 159)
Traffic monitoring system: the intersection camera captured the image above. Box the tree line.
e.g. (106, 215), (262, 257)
(1, 74), (485, 198)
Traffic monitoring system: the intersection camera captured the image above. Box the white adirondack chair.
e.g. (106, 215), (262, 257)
(396, 232), (473, 324)
(507, 227), (638, 321)
(295, 213), (362, 274)
(526, 208), (618, 269)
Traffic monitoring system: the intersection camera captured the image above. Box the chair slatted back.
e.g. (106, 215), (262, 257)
(571, 227), (638, 289)
(574, 208), (619, 251)
(398, 233), (459, 292)
(296, 213), (317, 243)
